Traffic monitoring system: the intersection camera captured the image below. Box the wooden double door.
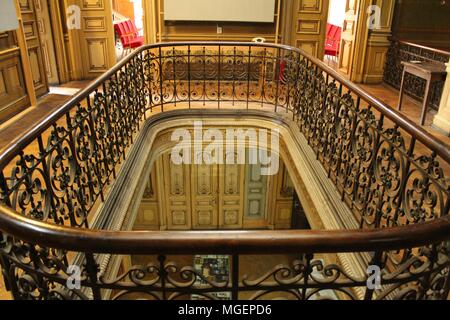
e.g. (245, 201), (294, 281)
(161, 151), (269, 230)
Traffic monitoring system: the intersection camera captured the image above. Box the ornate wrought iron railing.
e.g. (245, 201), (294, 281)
(0, 42), (449, 300)
(383, 38), (450, 111)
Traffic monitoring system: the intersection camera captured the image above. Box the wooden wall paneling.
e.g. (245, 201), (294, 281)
(19, 0), (49, 97)
(137, 148), (296, 231)
(0, 47), (30, 124)
(64, 0), (82, 79)
(153, 0), (282, 43)
(80, 0), (116, 78)
(361, 0), (395, 84)
(112, 0), (135, 21)
(392, 0), (450, 50)
(291, 0), (329, 58)
(338, 0), (360, 78)
(134, 164), (160, 230)
(34, 0), (60, 84)
(243, 149), (269, 229)
(142, 0), (157, 43)
(47, 0), (71, 83)
(13, 3), (34, 108)
(279, 0), (294, 45)
(163, 153), (192, 230)
(191, 158), (219, 230)
(218, 152), (245, 229)
(66, 0), (116, 79)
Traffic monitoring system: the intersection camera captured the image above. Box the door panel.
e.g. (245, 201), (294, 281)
(272, 162), (295, 229)
(34, 0), (60, 84)
(291, 0), (329, 59)
(191, 157), (218, 230)
(19, 0), (48, 97)
(134, 164), (160, 230)
(77, 0), (116, 79)
(0, 34), (30, 124)
(163, 153), (192, 230)
(112, 0), (135, 20)
(338, 0), (359, 77)
(243, 149), (269, 228)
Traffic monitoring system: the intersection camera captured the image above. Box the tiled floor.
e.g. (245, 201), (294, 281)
(0, 79), (448, 300)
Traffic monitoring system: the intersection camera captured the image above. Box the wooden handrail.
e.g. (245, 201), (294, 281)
(0, 204), (449, 254)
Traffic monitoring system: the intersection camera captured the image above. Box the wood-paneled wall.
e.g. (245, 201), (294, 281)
(0, 31), (29, 124)
(19, 0), (49, 97)
(134, 152), (295, 231)
(289, 0), (329, 58)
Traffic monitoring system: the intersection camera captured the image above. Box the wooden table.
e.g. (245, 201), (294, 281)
(397, 61), (447, 125)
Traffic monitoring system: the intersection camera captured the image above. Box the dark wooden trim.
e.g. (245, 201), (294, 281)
(0, 204), (449, 254)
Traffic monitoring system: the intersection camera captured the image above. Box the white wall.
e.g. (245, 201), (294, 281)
(327, 0), (347, 27)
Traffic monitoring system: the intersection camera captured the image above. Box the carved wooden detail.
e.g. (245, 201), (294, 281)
(34, 0), (60, 84)
(19, 0), (49, 96)
(296, 40), (319, 57)
(82, 0), (104, 10)
(86, 38), (109, 71)
(219, 152), (245, 229)
(83, 16), (107, 32)
(338, 0), (358, 77)
(299, 0), (322, 13)
(291, 0), (328, 58)
(297, 19), (321, 34)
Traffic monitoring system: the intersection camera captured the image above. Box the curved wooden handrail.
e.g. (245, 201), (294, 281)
(0, 204), (449, 254)
(0, 42), (449, 254)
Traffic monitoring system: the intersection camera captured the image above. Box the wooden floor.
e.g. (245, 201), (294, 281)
(360, 83), (450, 145)
(0, 81), (92, 150)
(0, 80), (449, 300)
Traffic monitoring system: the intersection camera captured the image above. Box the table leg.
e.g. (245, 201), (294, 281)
(420, 79), (432, 126)
(397, 69), (407, 111)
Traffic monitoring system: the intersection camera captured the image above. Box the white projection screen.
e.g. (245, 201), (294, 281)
(164, 0), (276, 23)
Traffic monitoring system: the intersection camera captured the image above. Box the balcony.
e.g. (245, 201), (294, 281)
(0, 42), (449, 300)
